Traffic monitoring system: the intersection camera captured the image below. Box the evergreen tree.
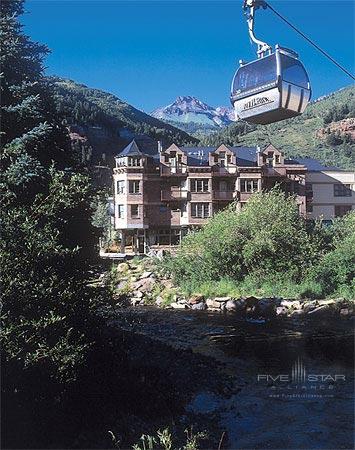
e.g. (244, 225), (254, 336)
(1, 4), (104, 442)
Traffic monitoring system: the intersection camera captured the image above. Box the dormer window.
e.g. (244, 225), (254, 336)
(219, 152), (226, 167)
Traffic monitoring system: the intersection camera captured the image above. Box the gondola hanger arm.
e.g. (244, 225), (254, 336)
(243, 0), (272, 59)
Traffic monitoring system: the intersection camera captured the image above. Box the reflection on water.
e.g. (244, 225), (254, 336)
(114, 307), (354, 449)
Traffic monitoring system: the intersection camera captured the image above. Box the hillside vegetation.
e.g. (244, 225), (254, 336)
(201, 86), (355, 169)
(49, 77), (197, 164)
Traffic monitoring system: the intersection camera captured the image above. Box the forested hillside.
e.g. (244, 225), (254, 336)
(49, 77), (197, 165)
(200, 86), (355, 169)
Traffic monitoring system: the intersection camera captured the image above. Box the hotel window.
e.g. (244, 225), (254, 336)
(131, 204), (139, 217)
(190, 179), (209, 192)
(275, 154), (280, 164)
(335, 205), (352, 217)
(334, 184), (352, 197)
(128, 157), (141, 167)
(129, 180), (140, 194)
(191, 203), (210, 218)
(240, 179), (259, 193)
(117, 205), (125, 218)
(219, 152), (226, 167)
(116, 180), (125, 194)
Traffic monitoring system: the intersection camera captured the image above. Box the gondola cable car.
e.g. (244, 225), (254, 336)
(231, 0), (312, 125)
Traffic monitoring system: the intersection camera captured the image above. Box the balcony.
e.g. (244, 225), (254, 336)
(212, 191), (234, 201)
(161, 189), (188, 201)
(161, 165), (187, 176)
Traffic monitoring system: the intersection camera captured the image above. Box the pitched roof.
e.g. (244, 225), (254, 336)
(292, 158), (343, 172)
(180, 145), (258, 167)
(119, 140), (143, 156)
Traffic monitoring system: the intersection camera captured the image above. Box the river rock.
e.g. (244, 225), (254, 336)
(245, 296), (259, 308)
(155, 296), (164, 306)
(170, 302), (187, 309)
(256, 298), (280, 317)
(140, 271), (153, 279)
(117, 262), (129, 273)
(206, 298), (221, 309)
(307, 305), (331, 316)
(189, 294), (205, 305)
(191, 302), (207, 310)
(225, 299), (238, 311)
(116, 280), (129, 291)
(133, 277), (155, 293)
(132, 290), (143, 298)
(214, 297), (231, 303)
(276, 306), (288, 316)
(130, 297), (141, 306)
(281, 300), (302, 309)
(339, 308), (351, 316)
(317, 299), (336, 306)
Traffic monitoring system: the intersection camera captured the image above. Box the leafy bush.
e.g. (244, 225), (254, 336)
(163, 190), (355, 300)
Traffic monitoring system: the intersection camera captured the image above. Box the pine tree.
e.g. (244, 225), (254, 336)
(0, 0), (103, 426)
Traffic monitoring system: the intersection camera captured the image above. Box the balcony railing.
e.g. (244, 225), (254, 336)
(161, 165), (187, 176)
(161, 189), (188, 201)
(212, 191), (234, 201)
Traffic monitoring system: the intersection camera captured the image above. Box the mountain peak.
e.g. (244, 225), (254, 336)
(151, 96), (234, 131)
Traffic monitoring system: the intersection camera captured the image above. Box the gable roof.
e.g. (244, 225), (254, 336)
(180, 145), (258, 167)
(119, 140), (144, 156)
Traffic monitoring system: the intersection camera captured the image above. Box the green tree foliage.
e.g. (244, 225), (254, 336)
(50, 77), (198, 149)
(311, 213), (355, 298)
(163, 190), (355, 299)
(0, 0), (102, 395)
(199, 86), (355, 169)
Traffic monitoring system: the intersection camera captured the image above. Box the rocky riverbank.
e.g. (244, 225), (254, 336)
(106, 258), (354, 321)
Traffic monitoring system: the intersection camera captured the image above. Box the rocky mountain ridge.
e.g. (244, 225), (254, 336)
(151, 95), (234, 132)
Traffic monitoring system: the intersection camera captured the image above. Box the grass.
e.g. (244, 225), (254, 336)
(178, 276), (328, 300)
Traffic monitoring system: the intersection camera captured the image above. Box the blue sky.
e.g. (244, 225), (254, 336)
(22, 0), (354, 112)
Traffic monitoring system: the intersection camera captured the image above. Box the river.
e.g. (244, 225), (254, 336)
(107, 306), (354, 449)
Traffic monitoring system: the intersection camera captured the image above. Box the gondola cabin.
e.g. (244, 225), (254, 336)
(231, 45), (311, 125)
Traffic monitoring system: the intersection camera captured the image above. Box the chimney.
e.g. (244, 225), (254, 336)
(157, 140), (163, 153)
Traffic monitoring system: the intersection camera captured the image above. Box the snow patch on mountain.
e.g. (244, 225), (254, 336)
(151, 96), (235, 129)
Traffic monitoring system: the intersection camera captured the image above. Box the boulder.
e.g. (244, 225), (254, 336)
(307, 305), (331, 316)
(170, 302), (187, 309)
(189, 294), (205, 305)
(133, 277), (155, 293)
(155, 296), (164, 307)
(191, 302), (207, 311)
(206, 298), (221, 310)
(132, 290), (143, 298)
(130, 298), (141, 306)
(140, 271), (153, 279)
(245, 296), (259, 308)
(225, 299), (238, 311)
(255, 298), (280, 317)
(214, 297), (231, 303)
(317, 299), (337, 306)
(117, 262), (129, 273)
(116, 280), (129, 291)
(276, 306), (288, 316)
(281, 300), (302, 309)
(177, 298), (188, 305)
